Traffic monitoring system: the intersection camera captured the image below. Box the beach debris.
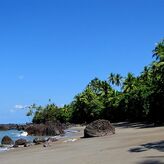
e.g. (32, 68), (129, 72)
(47, 137), (58, 143)
(84, 119), (115, 138)
(43, 141), (50, 147)
(43, 137), (58, 147)
(63, 138), (77, 143)
(43, 143), (48, 147)
(1, 136), (14, 145)
(24, 142), (33, 147)
(64, 129), (79, 133)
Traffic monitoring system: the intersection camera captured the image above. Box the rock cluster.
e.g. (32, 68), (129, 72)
(1, 136), (58, 148)
(25, 121), (64, 136)
(0, 124), (27, 131)
(1, 121), (63, 148)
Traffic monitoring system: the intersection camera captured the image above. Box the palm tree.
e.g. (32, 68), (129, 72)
(115, 74), (123, 86)
(108, 73), (115, 85)
(152, 39), (164, 80)
(122, 72), (136, 93)
(140, 66), (151, 82)
(153, 39), (164, 62)
(108, 73), (123, 87)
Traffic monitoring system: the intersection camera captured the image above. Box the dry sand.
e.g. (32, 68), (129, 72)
(0, 124), (164, 164)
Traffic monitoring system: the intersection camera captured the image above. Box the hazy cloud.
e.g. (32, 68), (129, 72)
(14, 105), (28, 110)
(9, 105), (28, 113)
(10, 109), (15, 113)
(18, 75), (24, 80)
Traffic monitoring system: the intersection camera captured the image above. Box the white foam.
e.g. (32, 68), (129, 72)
(0, 147), (8, 152)
(20, 131), (28, 136)
(63, 138), (77, 143)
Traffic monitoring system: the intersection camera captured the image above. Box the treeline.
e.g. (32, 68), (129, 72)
(27, 39), (164, 125)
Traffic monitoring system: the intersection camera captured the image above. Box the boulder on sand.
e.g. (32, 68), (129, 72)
(84, 119), (115, 138)
(1, 136), (14, 145)
(33, 137), (46, 145)
(15, 139), (27, 146)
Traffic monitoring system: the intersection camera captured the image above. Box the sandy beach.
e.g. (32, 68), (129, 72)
(0, 124), (164, 164)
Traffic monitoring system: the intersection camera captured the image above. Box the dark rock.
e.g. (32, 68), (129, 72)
(26, 124), (45, 136)
(7, 124), (18, 130)
(84, 119), (115, 138)
(45, 121), (64, 135)
(0, 125), (9, 131)
(0, 124), (27, 131)
(33, 138), (46, 145)
(15, 139), (27, 146)
(1, 136), (14, 145)
(16, 125), (26, 131)
(25, 121), (64, 136)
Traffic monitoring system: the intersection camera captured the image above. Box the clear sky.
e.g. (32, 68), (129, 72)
(0, 0), (163, 123)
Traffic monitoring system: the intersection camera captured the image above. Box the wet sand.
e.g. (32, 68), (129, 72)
(0, 124), (164, 164)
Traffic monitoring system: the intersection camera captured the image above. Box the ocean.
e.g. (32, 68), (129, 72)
(0, 130), (35, 152)
(0, 129), (79, 153)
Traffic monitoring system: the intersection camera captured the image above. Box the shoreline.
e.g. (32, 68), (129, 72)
(0, 124), (164, 164)
(0, 126), (85, 153)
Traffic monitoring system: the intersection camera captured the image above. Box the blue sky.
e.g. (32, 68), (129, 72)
(0, 0), (163, 123)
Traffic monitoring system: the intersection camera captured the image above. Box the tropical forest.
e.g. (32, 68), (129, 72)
(27, 39), (164, 125)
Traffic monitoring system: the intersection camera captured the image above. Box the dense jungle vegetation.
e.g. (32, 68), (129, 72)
(27, 39), (164, 125)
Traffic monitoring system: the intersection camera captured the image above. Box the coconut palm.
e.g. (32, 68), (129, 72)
(122, 72), (137, 93)
(153, 39), (164, 62)
(108, 73), (115, 85)
(108, 73), (123, 87)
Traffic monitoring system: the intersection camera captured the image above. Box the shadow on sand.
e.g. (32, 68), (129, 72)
(129, 140), (164, 153)
(138, 160), (164, 164)
(113, 122), (158, 129)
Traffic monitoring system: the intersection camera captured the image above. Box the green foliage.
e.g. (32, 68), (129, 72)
(27, 103), (73, 123)
(27, 38), (164, 125)
(71, 85), (105, 123)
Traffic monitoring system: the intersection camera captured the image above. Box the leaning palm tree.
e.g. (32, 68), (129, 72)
(152, 39), (164, 79)
(153, 39), (164, 62)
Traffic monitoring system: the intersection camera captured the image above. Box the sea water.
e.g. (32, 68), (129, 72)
(0, 130), (35, 152)
(0, 129), (79, 153)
